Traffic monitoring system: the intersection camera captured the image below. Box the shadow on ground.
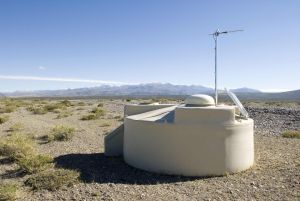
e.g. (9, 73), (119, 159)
(0, 157), (14, 165)
(0, 168), (26, 179)
(54, 153), (211, 185)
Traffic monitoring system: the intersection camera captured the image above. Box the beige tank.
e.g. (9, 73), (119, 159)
(105, 95), (254, 176)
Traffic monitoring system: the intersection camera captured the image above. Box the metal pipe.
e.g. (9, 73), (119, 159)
(214, 35), (218, 106)
(209, 29), (243, 106)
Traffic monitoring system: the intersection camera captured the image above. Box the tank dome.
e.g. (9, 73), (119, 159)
(184, 94), (215, 106)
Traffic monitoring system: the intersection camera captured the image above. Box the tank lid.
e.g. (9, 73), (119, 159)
(184, 94), (215, 106)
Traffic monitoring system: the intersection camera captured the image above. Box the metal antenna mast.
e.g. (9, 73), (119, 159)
(210, 29), (243, 106)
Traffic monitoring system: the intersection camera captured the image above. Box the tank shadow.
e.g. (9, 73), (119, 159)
(54, 153), (216, 185)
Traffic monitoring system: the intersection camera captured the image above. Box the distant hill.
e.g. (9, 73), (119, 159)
(231, 87), (261, 93)
(2, 83), (300, 100)
(233, 89), (300, 101)
(2, 83), (214, 97)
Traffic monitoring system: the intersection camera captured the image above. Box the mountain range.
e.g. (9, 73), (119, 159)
(1, 83), (299, 100)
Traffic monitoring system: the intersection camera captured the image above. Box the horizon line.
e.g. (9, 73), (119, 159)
(0, 75), (296, 93)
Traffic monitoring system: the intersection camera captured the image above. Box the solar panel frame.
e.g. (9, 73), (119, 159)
(225, 88), (249, 119)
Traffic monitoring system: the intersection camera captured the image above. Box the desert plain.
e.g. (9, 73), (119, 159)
(0, 98), (299, 201)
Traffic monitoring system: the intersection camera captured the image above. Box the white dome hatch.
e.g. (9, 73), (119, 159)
(184, 94), (215, 106)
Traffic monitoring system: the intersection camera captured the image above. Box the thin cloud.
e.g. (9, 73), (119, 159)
(0, 75), (129, 85)
(38, 66), (46, 70)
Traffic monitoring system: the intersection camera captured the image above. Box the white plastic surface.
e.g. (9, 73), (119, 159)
(184, 94), (215, 106)
(225, 88), (249, 118)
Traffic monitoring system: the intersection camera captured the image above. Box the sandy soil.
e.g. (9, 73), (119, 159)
(0, 99), (299, 201)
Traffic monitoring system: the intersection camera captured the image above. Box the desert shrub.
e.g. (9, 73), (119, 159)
(26, 105), (36, 112)
(0, 99), (31, 114)
(97, 103), (104, 107)
(81, 107), (106, 121)
(44, 101), (72, 111)
(100, 121), (111, 127)
(26, 105), (47, 115)
(33, 107), (47, 114)
(56, 111), (72, 119)
(8, 123), (23, 132)
(0, 134), (36, 161)
(156, 98), (170, 104)
(17, 154), (53, 174)
(80, 114), (97, 120)
(17, 100), (31, 107)
(0, 132), (54, 175)
(114, 115), (121, 119)
(0, 115), (9, 124)
(27, 101), (71, 114)
(32, 100), (48, 104)
(5, 99), (29, 107)
(91, 192), (100, 197)
(91, 107), (105, 116)
(0, 105), (16, 113)
(25, 169), (79, 191)
(114, 115), (123, 121)
(53, 109), (62, 114)
(59, 100), (72, 107)
(44, 125), (75, 142)
(43, 103), (63, 112)
(0, 99), (30, 114)
(0, 183), (18, 201)
(282, 130), (300, 139)
(76, 107), (84, 111)
(77, 101), (85, 106)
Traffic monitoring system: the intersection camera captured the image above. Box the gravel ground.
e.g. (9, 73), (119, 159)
(246, 106), (300, 136)
(0, 99), (299, 201)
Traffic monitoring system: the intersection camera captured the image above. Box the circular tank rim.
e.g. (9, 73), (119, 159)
(125, 115), (254, 127)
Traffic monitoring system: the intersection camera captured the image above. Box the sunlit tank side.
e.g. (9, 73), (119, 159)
(123, 95), (254, 176)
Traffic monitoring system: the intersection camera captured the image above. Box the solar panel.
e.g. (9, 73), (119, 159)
(225, 88), (249, 118)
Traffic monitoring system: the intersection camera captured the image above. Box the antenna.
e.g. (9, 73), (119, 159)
(210, 29), (243, 106)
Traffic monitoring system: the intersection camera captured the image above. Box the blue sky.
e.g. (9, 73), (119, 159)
(0, 0), (299, 92)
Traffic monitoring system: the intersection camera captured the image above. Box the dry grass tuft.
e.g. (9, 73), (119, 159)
(81, 107), (106, 121)
(56, 111), (72, 119)
(0, 115), (9, 124)
(99, 121), (111, 127)
(17, 154), (53, 174)
(25, 169), (79, 191)
(77, 101), (86, 106)
(0, 134), (54, 174)
(0, 134), (36, 161)
(0, 183), (18, 201)
(27, 100), (72, 115)
(53, 109), (62, 114)
(8, 123), (23, 132)
(282, 130), (300, 139)
(80, 114), (97, 120)
(91, 107), (105, 116)
(26, 105), (48, 115)
(43, 103), (64, 112)
(114, 115), (123, 121)
(0, 99), (30, 114)
(43, 125), (75, 142)
(59, 100), (73, 107)
(0, 105), (16, 114)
